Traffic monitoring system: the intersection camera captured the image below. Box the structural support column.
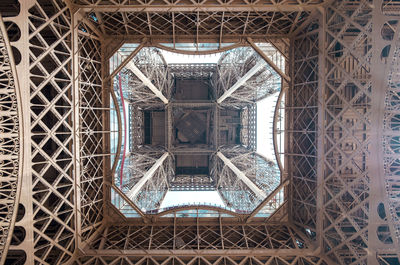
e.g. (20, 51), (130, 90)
(7, 0), (36, 263)
(72, 9), (82, 252)
(315, 7), (328, 252)
(217, 60), (265, 104)
(126, 152), (169, 200)
(217, 152), (266, 199)
(126, 61), (169, 104)
(368, 0), (400, 262)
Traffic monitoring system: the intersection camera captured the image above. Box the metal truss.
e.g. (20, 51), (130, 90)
(210, 146), (281, 213)
(119, 148), (166, 186)
(78, 13), (107, 245)
(80, 10), (315, 44)
(82, 221), (314, 254)
(122, 47), (172, 108)
(170, 175), (215, 191)
(381, 0), (400, 262)
(129, 105), (144, 149)
(211, 151), (260, 212)
(318, 1), (373, 263)
(71, 0), (326, 12)
(2, 0), (400, 264)
(125, 152), (174, 211)
(213, 47), (280, 108)
(169, 63), (216, 80)
(240, 104), (256, 150)
(76, 255), (328, 265)
(0, 15), (21, 264)
(289, 12), (319, 245)
(288, 0), (400, 264)
(8, 1), (78, 263)
(1, 0), (107, 262)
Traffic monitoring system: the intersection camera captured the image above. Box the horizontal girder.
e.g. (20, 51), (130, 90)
(72, 0), (326, 12)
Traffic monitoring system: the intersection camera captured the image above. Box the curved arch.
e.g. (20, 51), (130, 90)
(383, 36), (400, 248)
(154, 42), (245, 56)
(273, 85), (286, 175)
(153, 204), (243, 217)
(110, 84), (123, 182)
(0, 15), (22, 264)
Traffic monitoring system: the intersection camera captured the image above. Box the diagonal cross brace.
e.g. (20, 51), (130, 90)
(247, 38), (291, 83)
(217, 60), (266, 104)
(126, 152), (169, 200)
(217, 152), (266, 199)
(126, 61), (169, 104)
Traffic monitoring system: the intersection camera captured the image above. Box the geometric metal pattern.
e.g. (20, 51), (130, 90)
(77, 14), (105, 243)
(85, 223), (311, 252)
(79, 10), (316, 43)
(114, 44), (282, 214)
(77, 221), (326, 264)
(289, 16), (319, 244)
(0, 16), (21, 264)
(320, 1), (372, 263)
(28, 1), (75, 263)
(1, 0), (400, 264)
(382, 1), (400, 263)
(211, 146), (280, 212)
(77, 255), (328, 265)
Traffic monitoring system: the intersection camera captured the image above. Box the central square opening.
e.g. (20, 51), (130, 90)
(110, 45), (284, 216)
(172, 106), (214, 147)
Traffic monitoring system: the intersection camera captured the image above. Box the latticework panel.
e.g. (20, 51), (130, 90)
(120, 150), (165, 189)
(122, 47), (172, 108)
(384, 45), (400, 246)
(78, 19), (105, 241)
(239, 105), (256, 149)
(3, 1), (400, 264)
(28, 0), (76, 263)
(211, 151), (262, 212)
(290, 19), (319, 239)
(229, 152), (280, 195)
(71, 0), (325, 9)
(85, 223), (312, 251)
(133, 155), (173, 210)
(382, 0), (400, 15)
(83, 11), (313, 42)
(320, 1), (372, 263)
(0, 16), (21, 263)
(77, 255), (328, 265)
(382, 2), (400, 263)
(129, 106), (144, 149)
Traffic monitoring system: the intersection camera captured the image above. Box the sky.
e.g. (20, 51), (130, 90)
(160, 191), (226, 208)
(256, 92), (280, 161)
(161, 50), (222, 64)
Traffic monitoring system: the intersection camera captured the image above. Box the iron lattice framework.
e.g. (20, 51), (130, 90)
(0, 0), (399, 265)
(0, 15), (21, 264)
(113, 44), (282, 213)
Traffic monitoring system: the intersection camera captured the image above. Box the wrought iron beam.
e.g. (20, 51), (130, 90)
(126, 61), (169, 104)
(217, 152), (266, 199)
(217, 60), (265, 104)
(126, 152), (169, 200)
(72, 1), (326, 12)
(247, 37), (290, 83)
